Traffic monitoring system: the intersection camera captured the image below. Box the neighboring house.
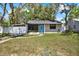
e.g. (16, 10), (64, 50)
(27, 20), (62, 33)
(68, 19), (79, 32)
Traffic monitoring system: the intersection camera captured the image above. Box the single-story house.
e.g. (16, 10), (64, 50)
(27, 20), (62, 33)
(68, 19), (79, 32)
(0, 20), (63, 36)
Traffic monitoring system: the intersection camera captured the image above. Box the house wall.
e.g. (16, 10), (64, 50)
(68, 20), (74, 30)
(45, 24), (61, 32)
(74, 21), (79, 31)
(68, 20), (79, 32)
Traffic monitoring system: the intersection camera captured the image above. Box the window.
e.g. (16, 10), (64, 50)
(50, 24), (56, 29)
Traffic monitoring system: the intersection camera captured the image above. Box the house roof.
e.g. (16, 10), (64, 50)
(27, 20), (62, 24)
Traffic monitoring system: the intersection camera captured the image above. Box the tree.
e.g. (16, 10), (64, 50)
(9, 3), (15, 24)
(22, 3), (59, 20)
(0, 3), (15, 25)
(0, 3), (7, 26)
(0, 3), (60, 25)
(69, 6), (79, 19)
(60, 3), (78, 31)
(48, 3), (59, 20)
(2, 20), (10, 27)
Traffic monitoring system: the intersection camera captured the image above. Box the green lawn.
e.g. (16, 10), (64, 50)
(0, 33), (79, 56)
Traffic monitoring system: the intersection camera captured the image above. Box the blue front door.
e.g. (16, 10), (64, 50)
(38, 24), (44, 33)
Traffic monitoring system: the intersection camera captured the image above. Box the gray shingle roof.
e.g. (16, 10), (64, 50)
(27, 20), (62, 24)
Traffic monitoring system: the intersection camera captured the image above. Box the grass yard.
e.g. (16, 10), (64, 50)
(0, 33), (79, 56)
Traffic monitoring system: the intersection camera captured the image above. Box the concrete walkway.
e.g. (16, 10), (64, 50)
(14, 34), (43, 39)
(0, 34), (43, 44)
(0, 37), (12, 44)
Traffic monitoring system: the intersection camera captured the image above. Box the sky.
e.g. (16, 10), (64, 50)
(0, 3), (20, 20)
(0, 3), (79, 21)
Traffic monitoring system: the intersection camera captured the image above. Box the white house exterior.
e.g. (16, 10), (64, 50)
(27, 20), (62, 33)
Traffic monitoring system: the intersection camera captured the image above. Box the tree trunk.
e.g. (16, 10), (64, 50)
(64, 13), (68, 31)
(0, 3), (7, 37)
(0, 3), (7, 25)
(9, 3), (15, 24)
